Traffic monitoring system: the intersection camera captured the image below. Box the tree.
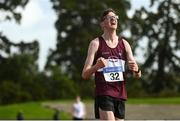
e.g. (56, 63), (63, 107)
(0, 0), (44, 104)
(129, 0), (180, 95)
(45, 66), (77, 99)
(0, 41), (40, 103)
(0, 0), (28, 23)
(47, 0), (131, 96)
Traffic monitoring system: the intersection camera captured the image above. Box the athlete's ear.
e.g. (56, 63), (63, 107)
(100, 21), (104, 30)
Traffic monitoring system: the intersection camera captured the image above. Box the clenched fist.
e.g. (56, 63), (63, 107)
(128, 60), (139, 72)
(95, 57), (107, 69)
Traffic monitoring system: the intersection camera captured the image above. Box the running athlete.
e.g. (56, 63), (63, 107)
(82, 8), (141, 121)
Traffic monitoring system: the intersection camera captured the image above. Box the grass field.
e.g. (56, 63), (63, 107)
(0, 97), (180, 120)
(0, 102), (70, 120)
(127, 97), (180, 104)
(42, 97), (180, 104)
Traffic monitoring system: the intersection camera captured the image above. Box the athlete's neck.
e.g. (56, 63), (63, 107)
(102, 31), (117, 42)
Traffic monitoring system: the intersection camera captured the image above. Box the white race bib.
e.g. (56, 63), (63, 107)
(98, 59), (125, 82)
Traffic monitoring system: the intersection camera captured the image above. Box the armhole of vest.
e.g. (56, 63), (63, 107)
(119, 37), (127, 61)
(119, 37), (128, 77)
(97, 36), (102, 54)
(93, 37), (101, 65)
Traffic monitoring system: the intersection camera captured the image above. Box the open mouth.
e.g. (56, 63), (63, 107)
(111, 22), (116, 25)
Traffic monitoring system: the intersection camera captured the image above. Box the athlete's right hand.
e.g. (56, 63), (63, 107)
(95, 57), (107, 69)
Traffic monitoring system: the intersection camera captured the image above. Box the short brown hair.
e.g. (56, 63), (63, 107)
(100, 8), (117, 22)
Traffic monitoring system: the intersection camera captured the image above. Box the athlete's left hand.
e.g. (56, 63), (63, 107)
(128, 60), (139, 72)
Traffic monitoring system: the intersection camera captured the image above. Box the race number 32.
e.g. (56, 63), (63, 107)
(110, 72), (120, 80)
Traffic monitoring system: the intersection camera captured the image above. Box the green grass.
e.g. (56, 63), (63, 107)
(0, 102), (70, 120)
(127, 97), (180, 104)
(0, 97), (180, 119)
(48, 97), (180, 104)
(82, 97), (180, 104)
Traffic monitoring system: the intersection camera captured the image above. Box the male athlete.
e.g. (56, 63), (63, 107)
(82, 8), (141, 121)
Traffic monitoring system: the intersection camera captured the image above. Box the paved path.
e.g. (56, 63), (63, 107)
(42, 102), (180, 120)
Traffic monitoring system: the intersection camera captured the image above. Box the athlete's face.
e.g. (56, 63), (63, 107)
(101, 12), (119, 30)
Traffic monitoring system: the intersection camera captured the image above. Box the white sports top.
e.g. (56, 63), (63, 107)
(73, 101), (85, 118)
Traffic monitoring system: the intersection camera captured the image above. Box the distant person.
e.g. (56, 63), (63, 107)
(53, 109), (60, 120)
(16, 111), (24, 120)
(72, 96), (86, 120)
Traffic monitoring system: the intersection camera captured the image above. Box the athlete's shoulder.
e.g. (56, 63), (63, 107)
(120, 37), (130, 46)
(89, 37), (100, 48)
(91, 37), (99, 43)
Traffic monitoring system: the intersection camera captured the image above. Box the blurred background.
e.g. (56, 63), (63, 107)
(0, 0), (180, 120)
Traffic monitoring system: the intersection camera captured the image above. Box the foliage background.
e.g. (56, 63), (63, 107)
(0, 0), (179, 105)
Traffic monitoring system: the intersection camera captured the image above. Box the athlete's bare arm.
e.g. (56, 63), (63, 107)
(122, 39), (141, 78)
(82, 38), (107, 80)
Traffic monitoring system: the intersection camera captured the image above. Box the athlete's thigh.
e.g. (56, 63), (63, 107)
(98, 96), (114, 110)
(95, 96), (115, 120)
(99, 107), (115, 120)
(115, 117), (124, 121)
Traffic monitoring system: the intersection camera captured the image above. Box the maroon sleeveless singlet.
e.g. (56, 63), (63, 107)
(94, 36), (127, 100)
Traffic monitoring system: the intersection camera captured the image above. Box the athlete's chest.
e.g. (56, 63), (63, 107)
(100, 48), (123, 60)
(105, 40), (119, 48)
